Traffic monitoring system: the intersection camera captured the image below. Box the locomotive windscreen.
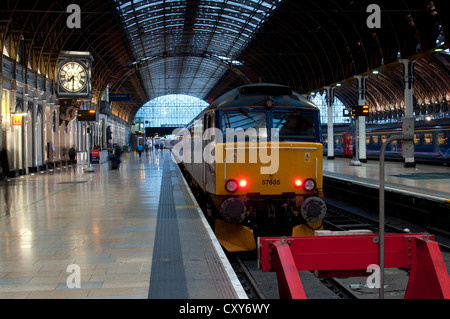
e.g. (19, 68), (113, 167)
(221, 110), (268, 140)
(273, 111), (316, 140)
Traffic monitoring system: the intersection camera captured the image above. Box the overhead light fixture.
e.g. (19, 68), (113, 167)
(264, 98), (274, 108)
(372, 70), (380, 75)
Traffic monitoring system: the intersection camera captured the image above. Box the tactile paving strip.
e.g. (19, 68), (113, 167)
(148, 160), (188, 299)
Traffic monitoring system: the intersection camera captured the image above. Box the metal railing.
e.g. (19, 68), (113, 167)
(378, 134), (414, 299)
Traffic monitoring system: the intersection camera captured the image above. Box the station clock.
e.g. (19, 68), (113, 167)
(56, 51), (93, 99)
(58, 61), (87, 93)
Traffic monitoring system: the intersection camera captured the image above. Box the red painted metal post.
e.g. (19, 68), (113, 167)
(404, 238), (450, 299)
(271, 241), (306, 299)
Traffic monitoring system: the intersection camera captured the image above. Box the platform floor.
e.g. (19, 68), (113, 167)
(323, 157), (450, 203)
(0, 150), (245, 299)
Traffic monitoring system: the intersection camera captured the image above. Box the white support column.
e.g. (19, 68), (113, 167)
(399, 59), (416, 167)
(46, 101), (54, 165)
(22, 92), (29, 175)
(324, 86), (335, 159)
(41, 99), (48, 168)
(355, 75), (368, 163)
(10, 85), (17, 172)
(32, 97), (38, 170)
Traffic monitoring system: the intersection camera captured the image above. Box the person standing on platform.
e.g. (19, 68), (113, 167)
(137, 144), (143, 158)
(110, 145), (123, 170)
(68, 147), (77, 165)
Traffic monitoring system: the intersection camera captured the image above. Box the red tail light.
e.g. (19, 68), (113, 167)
(294, 178), (302, 188)
(238, 179), (248, 188)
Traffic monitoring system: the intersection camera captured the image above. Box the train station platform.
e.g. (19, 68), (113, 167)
(0, 150), (246, 299)
(323, 157), (450, 204)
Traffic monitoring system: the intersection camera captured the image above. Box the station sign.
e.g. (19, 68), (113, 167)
(109, 93), (131, 102)
(90, 149), (100, 164)
(78, 109), (97, 121)
(351, 105), (369, 117)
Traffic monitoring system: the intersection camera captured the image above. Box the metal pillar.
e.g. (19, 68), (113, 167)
(355, 75), (367, 163)
(325, 86), (335, 159)
(399, 59), (416, 167)
(32, 97), (38, 170)
(350, 76), (367, 166)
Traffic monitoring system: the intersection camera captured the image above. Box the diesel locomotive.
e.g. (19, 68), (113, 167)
(172, 83), (327, 251)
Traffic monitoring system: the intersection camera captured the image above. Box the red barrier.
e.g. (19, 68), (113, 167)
(258, 234), (450, 299)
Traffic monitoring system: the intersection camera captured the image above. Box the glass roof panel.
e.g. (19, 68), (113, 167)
(136, 94), (209, 127)
(113, 0), (284, 100)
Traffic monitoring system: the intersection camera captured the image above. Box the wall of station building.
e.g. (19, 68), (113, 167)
(0, 55), (130, 179)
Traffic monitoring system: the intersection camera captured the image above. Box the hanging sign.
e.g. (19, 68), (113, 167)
(12, 115), (23, 126)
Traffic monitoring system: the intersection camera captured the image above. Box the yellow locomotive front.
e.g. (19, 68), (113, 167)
(213, 140), (325, 251)
(175, 84), (327, 252)
(207, 85), (326, 252)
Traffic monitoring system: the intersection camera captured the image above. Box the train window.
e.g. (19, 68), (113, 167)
(390, 140), (398, 151)
(414, 134), (420, 144)
(366, 136), (370, 145)
(272, 111), (316, 139)
(424, 133), (433, 145)
(372, 135), (379, 144)
(381, 135), (387, 144)
(438, 132), (448, 145)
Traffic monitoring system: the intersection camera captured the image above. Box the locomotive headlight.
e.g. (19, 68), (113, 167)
(303, 178), (316, 191)
(225, 179), (238, 193)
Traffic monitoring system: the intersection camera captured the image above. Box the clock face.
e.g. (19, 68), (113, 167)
(59, 61), (87, 93)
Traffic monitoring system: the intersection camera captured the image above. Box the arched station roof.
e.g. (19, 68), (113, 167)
(1, 0), (449, 123)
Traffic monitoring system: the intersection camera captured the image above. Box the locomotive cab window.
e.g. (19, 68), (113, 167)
(272, 111), (316, 140)
(221, 110), (267, 140)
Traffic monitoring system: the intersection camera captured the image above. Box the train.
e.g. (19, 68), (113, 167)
(322, 118), (450, 164)
(171, 83), (327, 252)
